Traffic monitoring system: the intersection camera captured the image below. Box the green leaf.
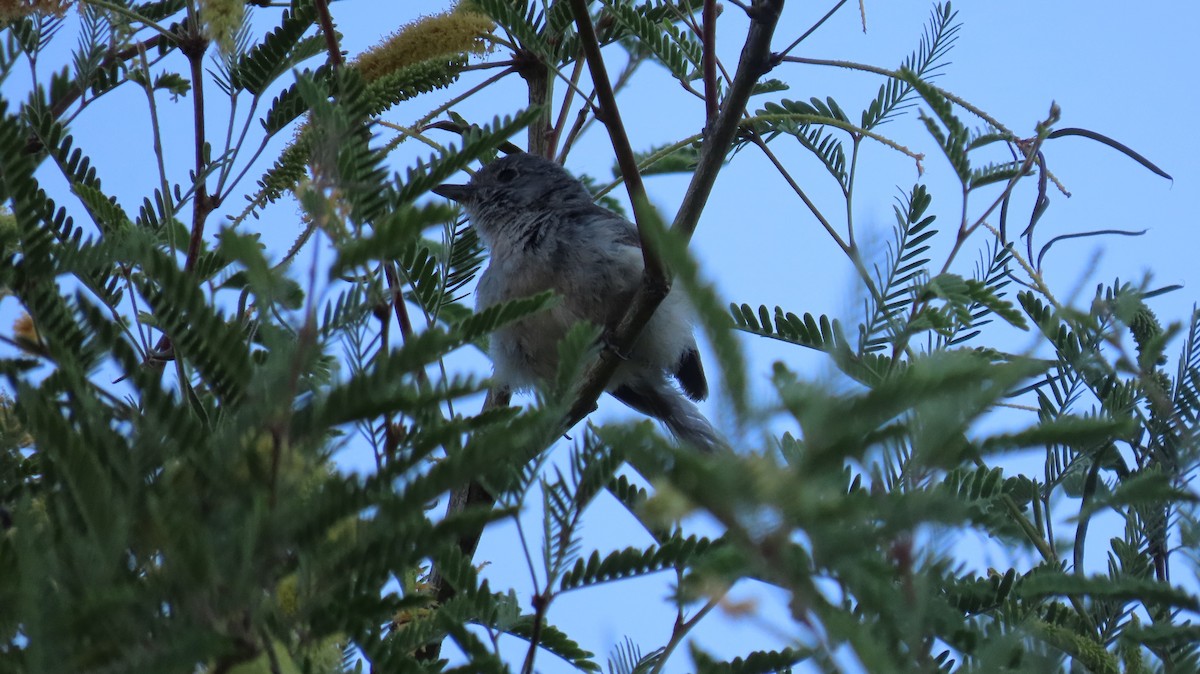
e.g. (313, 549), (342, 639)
(505, 616), (601, 671)
(691, 646), (813, 674)
(331, 203), (456, 274)
(602, 0), (703, 81)
(559, 534), (716, 591)
(471, 0), (557, 64)
(981, 416), (1134, 455)
(860, 3), (960, 130)
(900, 68), (971, 183)
(1018, 572), (1200, 612)
(230, 0), (318, 94)
(135, 244), (253, 404)
(622, 142), (702, 177)
(1077, 469), (1199, 519)
(861, 184), (937, 353)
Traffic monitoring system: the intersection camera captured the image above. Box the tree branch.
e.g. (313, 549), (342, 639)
(702, 0), (719, 123)
(568, 0), (661, 282)
(565, 0), (785, 428)
(312, 0), (344, 68)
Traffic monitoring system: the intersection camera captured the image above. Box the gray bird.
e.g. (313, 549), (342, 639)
(433, 153), (725, 452)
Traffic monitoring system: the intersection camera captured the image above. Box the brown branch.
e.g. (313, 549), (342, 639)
(147, 20), (210, 366)
(312, 0), (344, 68)
(417, 388), (509, 661)
(569, 0), (658, 267)
(182, 30), (213, 273)
(565, 0), (785, 428)
(702, 0), (718, 123)
(674, 0), (782, 241)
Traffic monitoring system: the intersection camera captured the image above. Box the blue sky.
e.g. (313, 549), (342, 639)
(3, 1), (1198, 671)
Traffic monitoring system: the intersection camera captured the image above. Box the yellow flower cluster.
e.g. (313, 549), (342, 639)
(199, 0), (244, 56)
(11, 312), (39, 351)
(353, 3), (493, 83)
(0, 0), (71, 22)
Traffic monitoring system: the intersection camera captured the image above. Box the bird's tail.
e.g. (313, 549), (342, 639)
(610, 377), (728, 453)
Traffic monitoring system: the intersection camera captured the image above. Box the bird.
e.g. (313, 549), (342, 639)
(432, 152), (725, 452)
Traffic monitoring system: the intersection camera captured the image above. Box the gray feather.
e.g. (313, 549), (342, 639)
(435, 153), (725, 452)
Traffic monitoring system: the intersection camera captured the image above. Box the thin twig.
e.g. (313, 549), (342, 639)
(779, 55), (1014, 136)
(215, 93), (263, 200)
(748, 132), (848, 254)
(311, 0), (343, 67)
(702, 0), (718, 123)
(939, 130), (1047, 276)
(648, 592), (725, 674)
(845, 137), (861, 246)
(593, 131), (705, 199)
(377, 120), (449, 154)
(555, 87), (598, 162)
(135, 46), (176, 252)
(774, 0), (849, 60)
(550, 55), (587, 157)
(178, 17), (214, 275)
(460, 58), (516, 71)
(415, 67), (516, 130)
(83, 0), (174, 38)
(382, 264), (420, 362)
(568, 0), (659, 275)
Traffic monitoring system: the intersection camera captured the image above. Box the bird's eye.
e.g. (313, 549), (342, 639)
(496, 167), (518, 183)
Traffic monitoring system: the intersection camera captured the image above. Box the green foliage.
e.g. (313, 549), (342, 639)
(602, 0), (703, 82)
(229, 0), (318, 95)
(1, 1), (1194, 674)
(860, 184), (938, 353)
(860, 2), (959, 130)
(559, 534), (717, 591)
(750, 97), (851, 192)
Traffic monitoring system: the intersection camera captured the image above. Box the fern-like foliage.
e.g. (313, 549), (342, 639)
(749, 97), (852, 192)
(602, 0), (703, 82)
(505, 617), (603, 672)
(860, 2), (960, 130)
(691, 646), (814, 674)
(860, 184), (937, 354)
(559, 534), (717, 591)
(135, 243), (253, 404)
(230, 0), (318, 95)
(472, 0), (559, 64)
(943, 240), (1015, 346)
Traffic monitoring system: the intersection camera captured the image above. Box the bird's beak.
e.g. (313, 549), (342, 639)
(432, 183), (475, 203)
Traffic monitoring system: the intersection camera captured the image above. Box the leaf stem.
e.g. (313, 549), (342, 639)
(649, 593), (725, 674)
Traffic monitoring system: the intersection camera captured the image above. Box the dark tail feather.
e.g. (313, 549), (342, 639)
(674, 348), (708, 401)
(611, 378), (728, 453)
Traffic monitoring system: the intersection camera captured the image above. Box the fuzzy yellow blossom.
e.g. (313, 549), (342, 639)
(353, 5), (493, 83)
(0, 0), (71, 22)
(12, 312), (40, 353)
(199, 0), (244, 56)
